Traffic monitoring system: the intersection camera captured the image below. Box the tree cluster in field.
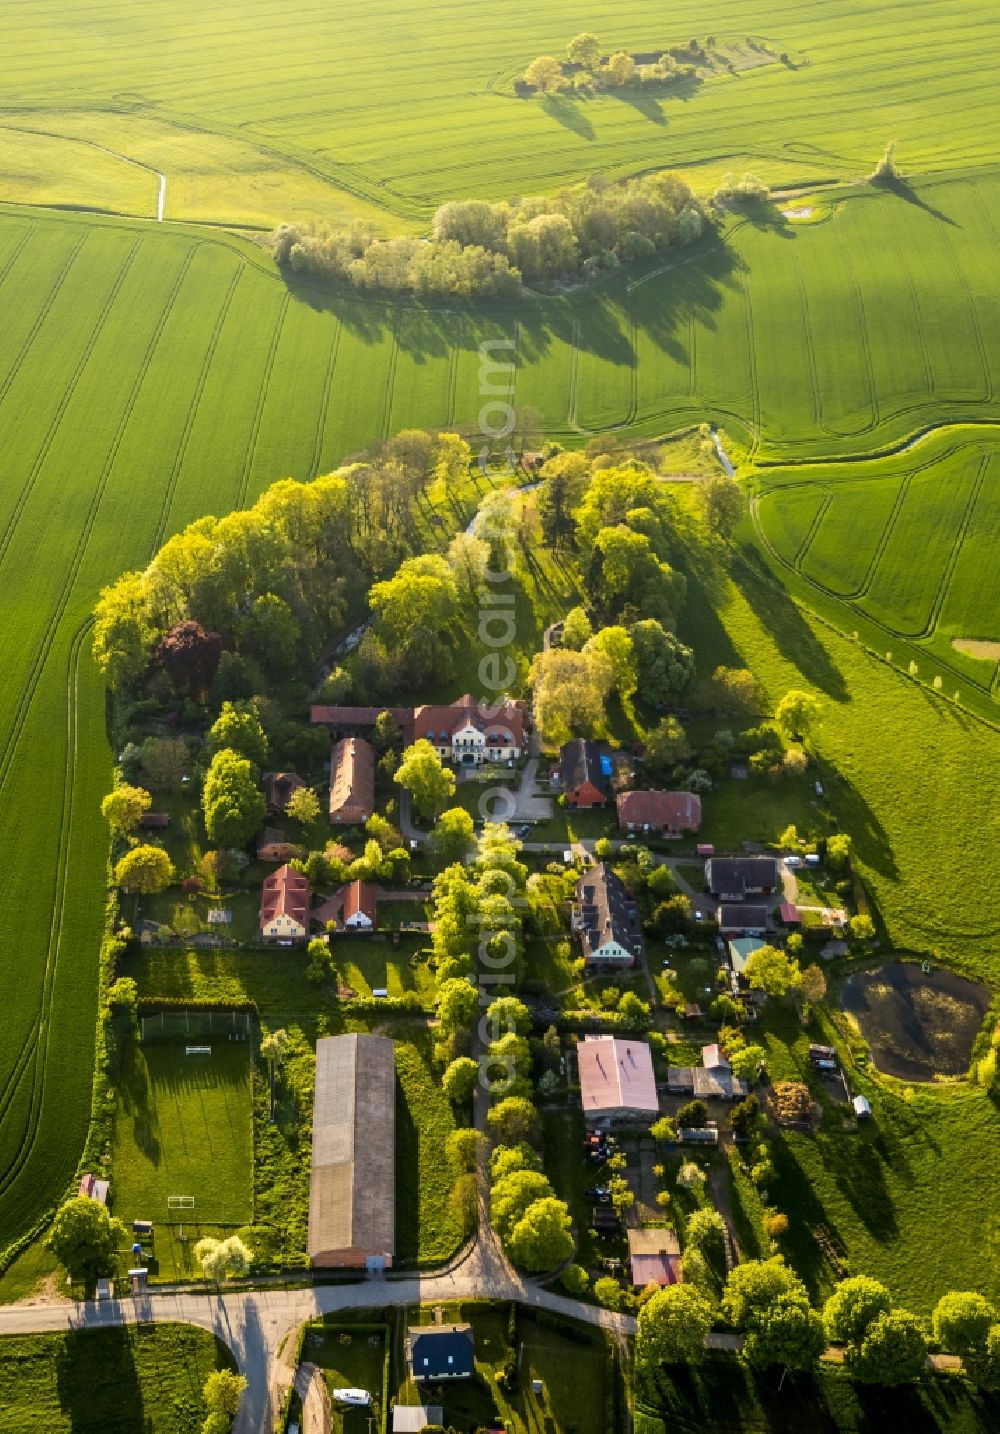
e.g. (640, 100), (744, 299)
(635, 1257), (1000, 1391)
(269, 168), (703, 296)
(521, 31), (710, 96)
(92, 428), (475, 697)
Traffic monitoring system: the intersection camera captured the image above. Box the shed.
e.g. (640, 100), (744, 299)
(393, 1409), (444, 1432)
(779, 902), (801, 925)
(853, 1095), (872, 1120)
(139, 811), (170, 830)
(627, 1227), (682, 1288)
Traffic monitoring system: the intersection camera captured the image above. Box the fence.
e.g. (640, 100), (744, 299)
(139, 1008), (253, 1043)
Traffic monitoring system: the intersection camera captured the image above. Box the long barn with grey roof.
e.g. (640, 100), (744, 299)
(308, 1033), (396, 1269)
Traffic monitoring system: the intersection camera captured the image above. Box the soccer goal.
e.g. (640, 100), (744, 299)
(167, 1195), (195, 1240)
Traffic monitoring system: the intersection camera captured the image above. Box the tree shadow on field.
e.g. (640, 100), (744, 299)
(609, 87), (668, 126)
(57, 1327), (146, 1429)
(118, 1038), (161, 1167)
(540, 93), (596, 140)
(822, 751), (898, 882)
(729, 552), (850, 702)
(873, 175), (959, 227)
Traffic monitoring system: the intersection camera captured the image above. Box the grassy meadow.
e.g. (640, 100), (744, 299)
(0, 1324), (229, 1432)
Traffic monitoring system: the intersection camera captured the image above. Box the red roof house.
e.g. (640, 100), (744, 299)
(342, 880), (378, 930)
(260, 864), (311, 942)
(616, 790), (702, 836)
(413, 693), (527, 767)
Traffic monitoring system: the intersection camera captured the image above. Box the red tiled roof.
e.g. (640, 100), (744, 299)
(413, 693), (526, 748)
(330, 737), (375, 821)
(344, 880), (377, 924)
(260, 864), (311, 930)
(616, 790), (702, 831)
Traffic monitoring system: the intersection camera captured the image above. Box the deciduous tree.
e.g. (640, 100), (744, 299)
(101, 784), (152, 837)
(203, 749), (266, 848)
(744, 945), (802, 997)
(207, 701), (269, 767)
(48, 1197), (126, 1283)
(637, 1284), (714, 1366)
(285, 786), (320, 826)
(114, 844), (175, 894)
(394, 740), (456, 821)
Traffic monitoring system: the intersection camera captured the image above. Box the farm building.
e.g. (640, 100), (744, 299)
(310, 703), (413, 737)
(407, 1323), (475, 1381)
(717, 904), (770, 938)
(557, 738), (612, 807)
(668, 1045), (748, 1102)
(616, 790), (702, 836)
(256, 827), (299, 863)
(627, 1228), (681, 1288)
(413, 693), (527, 766)
(393, 1408), (444, 1432)
(705, 856), (779, 901)
(259, 864), (311, 942)
(578, 1035), (659, 1122)
(263, 770), (305, 816)
(342, 880), (377, 930)
(329, 736), (375, 824)
(308, 1033), (395, 1269)
(571, 862), (642, 968)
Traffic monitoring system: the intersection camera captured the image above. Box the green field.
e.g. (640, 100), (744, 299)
(0, 1323), (229, 1432)
(111, 1040), (253, 1234)
(753, 428), (1000, 710)
(3, 0), (1000, 226)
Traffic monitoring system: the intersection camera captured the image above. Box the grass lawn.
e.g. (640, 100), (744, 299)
(301, 1319), (389, 1433)
(394, 1037), (466, 1266)
(540, 1103), (627, 1275)
(332, 937), (436, 1002)
(636, 1353), (1000, 1433)
(111, 1040), (253, 1256)
(699, 770), (825, 852)
(0, 1324), (230, 1433)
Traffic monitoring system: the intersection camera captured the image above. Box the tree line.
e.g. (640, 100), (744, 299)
(635, 1260), (1000, 1391)
(269, 168), (703, 297)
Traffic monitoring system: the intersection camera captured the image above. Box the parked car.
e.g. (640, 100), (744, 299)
(585, 1186), (611, 1202)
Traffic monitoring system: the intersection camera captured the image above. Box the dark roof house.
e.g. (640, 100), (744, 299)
(705, 856), (779, 900)
(407, 1323), (476, 1382)
(572, 862), (642, 967)
(558, 738), (612, 807)
(717, 904), (770, 936)
(262, 771), (305, 816)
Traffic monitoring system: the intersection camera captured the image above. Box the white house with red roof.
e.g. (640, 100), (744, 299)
(260, 864), (311, 942)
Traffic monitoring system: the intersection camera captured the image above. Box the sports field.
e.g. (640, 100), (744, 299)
(2, 0), (1000, 225)
(2, 153), (1000, 1260)
(111, 1040), (253, 1231)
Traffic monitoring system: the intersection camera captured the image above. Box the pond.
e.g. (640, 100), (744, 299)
(840, 961), (992, 1080)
